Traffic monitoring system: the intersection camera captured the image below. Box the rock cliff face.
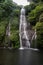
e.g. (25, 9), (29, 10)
(19, 8), (35, 48)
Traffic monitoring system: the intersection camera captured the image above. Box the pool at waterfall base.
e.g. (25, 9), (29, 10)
(0, 49), (43, 65)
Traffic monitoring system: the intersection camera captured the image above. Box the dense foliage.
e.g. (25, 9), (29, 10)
(0, 0), (43, 49)
(35, 22), (43, 49)
(25, 0), (43, 49)
(0, 0), (20, 48)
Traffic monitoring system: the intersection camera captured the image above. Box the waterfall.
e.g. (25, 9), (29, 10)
(6, 22), (10, 36)
(19, 7), (30, 49)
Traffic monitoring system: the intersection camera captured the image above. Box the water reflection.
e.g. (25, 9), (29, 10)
(19, 50), (31, 65)
(0, 49), (43, 65)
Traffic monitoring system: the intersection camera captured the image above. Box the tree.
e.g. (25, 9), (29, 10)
(35, 22), (43, 49)
(25, 2), (36, 15)
(0, 0), (5, 3)
(27, 4), (43, 25)
(0, 0), (20, 48)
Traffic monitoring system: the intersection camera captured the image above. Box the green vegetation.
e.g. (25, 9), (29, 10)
(35, 22), (43, 49)
(25, 0), (43, 49)
(0, 0), (43, 49)
(0, 0), (20, 48)
(10, 17), (20, 48)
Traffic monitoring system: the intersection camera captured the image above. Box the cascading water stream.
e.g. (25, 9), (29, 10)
(6, 22), (10, 36)
(19, 7), (30, 49)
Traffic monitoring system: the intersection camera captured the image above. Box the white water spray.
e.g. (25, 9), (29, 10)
(6, 22), (10, 36)
(19, 7), (30, 49)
